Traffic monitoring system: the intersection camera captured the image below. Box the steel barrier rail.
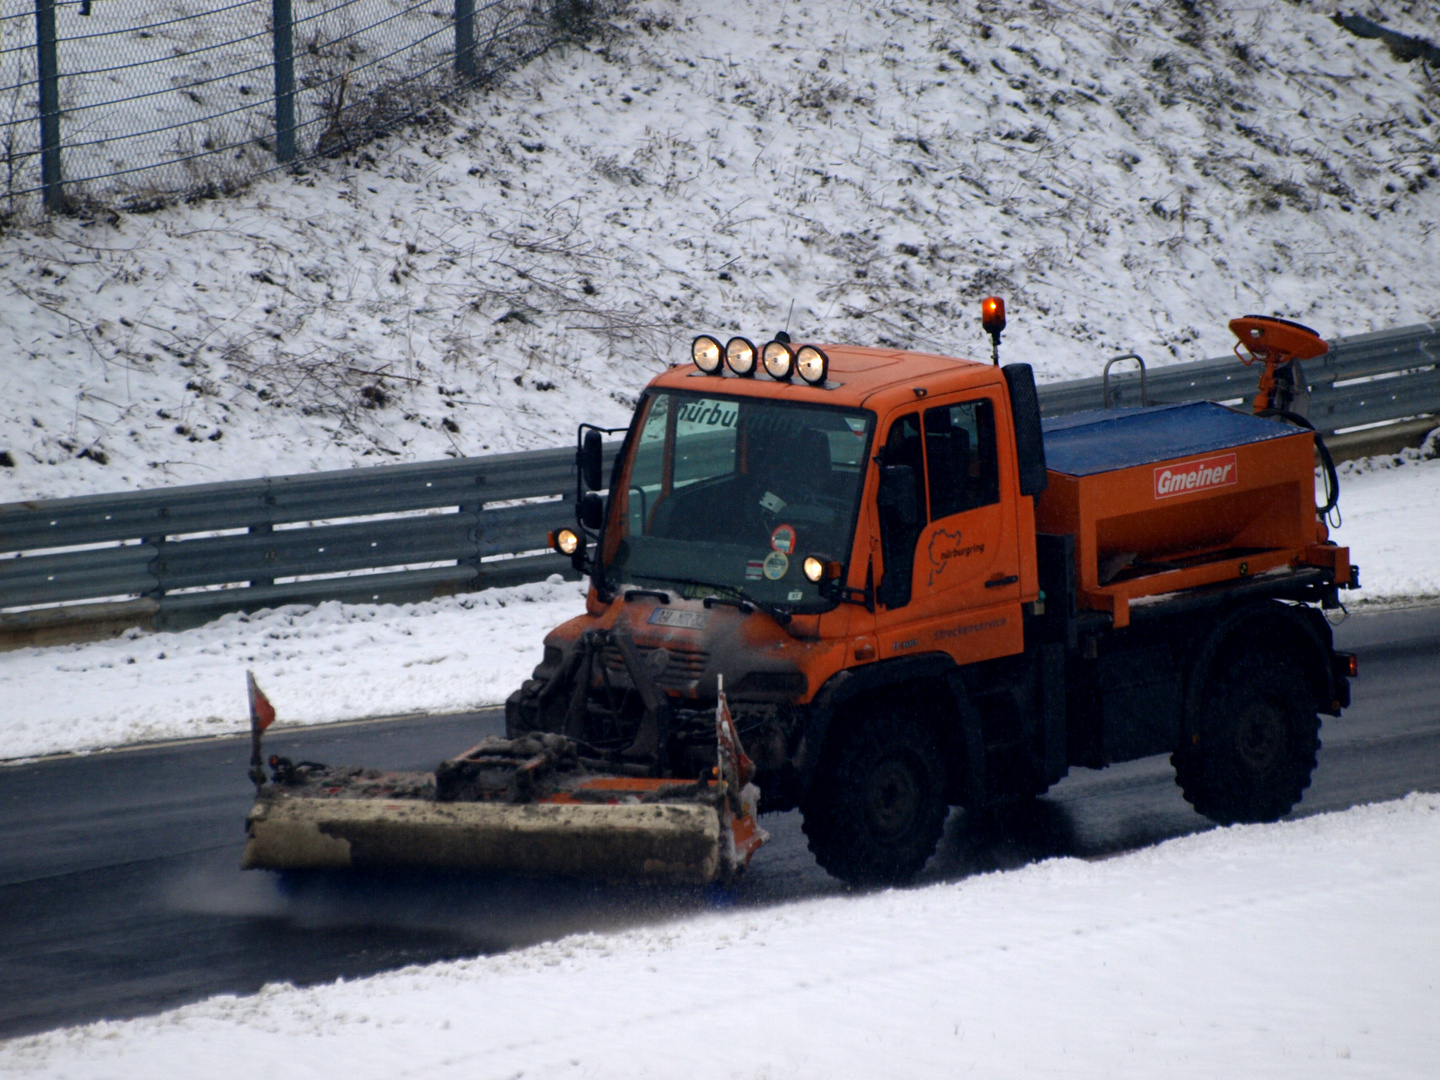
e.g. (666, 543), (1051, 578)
(0, 443), (619, 642)
(1043, 320), (1440, 424)
(1, 321), (1437, 646)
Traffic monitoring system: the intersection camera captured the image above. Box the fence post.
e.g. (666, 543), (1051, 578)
(272, 0), (296, 163)
(34, 0), (62, 210)
(455, 0), (476, 81)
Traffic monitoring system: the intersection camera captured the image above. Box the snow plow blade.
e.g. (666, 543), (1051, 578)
(240, 673), (766, 885)
(241, 795), (727, 883)
(241, 728), (766, 884)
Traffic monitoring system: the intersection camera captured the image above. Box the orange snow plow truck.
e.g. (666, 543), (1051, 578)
(242, 310), (1357, 886)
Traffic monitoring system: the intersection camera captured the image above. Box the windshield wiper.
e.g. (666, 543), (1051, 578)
(698, 584), (794, 626)
(625, 575), (794, 626)
(702, 593), (793, 625)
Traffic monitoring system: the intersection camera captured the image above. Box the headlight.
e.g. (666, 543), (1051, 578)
(550, 528), (581, 556)
(692, 334), (723, 374)
(725, 336), (757, 376)
(795, 345), (829, 385)
(762, 340), (795, 380)
(803, 556), (841, 583)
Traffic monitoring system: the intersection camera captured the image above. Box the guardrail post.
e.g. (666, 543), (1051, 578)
(142, 535), (167, 598)
(455, 0), (476, 81)
(271, 0), (297, 164)
(35, 0), (63, 210)
(249, 523), (276, 587)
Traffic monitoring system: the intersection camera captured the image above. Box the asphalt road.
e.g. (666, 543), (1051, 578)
(2, 603), (1437, 1039)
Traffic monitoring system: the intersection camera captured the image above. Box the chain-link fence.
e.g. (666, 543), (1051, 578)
(0, 0), (594, 224)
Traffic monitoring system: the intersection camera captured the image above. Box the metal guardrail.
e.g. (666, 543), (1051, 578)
(1039, 321), (1440, 432)
(1, 321), (1437, 643)
(0, 443), (618, 640)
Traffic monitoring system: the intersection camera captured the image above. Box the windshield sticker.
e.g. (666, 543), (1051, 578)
(845, 416), (868, 437)
(676, 399), (738, 431)
(787, 589), (804, 601)
(763, 551), (790, 581)
(759, 491), (787, 514)
(770, 524), (796, 554)
(648, 607), (710, 629)
(745, 559), (765, 581)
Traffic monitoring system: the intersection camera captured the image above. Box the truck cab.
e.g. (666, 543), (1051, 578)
(605, 345), (1041, 663)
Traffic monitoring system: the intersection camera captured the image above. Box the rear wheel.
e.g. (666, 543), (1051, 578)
(801, 702), (948, 886)
(1172, 649), (1320, 825)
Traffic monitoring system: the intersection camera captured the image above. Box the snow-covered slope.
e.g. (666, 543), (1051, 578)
(4, 793), (1438, 1078)
(3, 0), (1438, 501)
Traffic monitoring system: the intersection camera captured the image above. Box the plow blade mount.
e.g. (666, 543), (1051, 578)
(242, 794), (726, 884)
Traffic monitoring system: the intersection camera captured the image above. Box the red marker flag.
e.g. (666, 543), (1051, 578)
(714, 675), (754, 794)
(247, 670), (276, 733)
(714, 674), (767, 872)
(247, 670), (276, 789)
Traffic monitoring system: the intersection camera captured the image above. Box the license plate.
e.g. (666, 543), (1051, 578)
(648, 608), (709, 629)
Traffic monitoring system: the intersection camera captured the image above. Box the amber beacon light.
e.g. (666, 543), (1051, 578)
(981, 296), (1006, 365)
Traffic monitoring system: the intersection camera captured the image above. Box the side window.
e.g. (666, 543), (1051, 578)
(924, 398), (999, 519)
(878, 412), (927, 609)
(883, 412), (928, 520)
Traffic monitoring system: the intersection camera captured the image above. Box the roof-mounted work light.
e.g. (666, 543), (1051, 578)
(725, 337), (757, 376)
(795, 345), (829, 386)
(762, 340), (795, 380)
(692, 335), (724, 374)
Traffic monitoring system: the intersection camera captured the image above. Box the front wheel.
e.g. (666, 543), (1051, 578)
(800, 702), (949, 886)
(1172, 649), (1320, 825)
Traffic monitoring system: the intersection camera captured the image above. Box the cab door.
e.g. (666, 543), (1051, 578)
(874, 391), (1025, 665)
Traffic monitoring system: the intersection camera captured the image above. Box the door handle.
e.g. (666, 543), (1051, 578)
(984, 574), (1019, 588)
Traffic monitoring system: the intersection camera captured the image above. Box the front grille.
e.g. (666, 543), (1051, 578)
(600, 642), (709, 690)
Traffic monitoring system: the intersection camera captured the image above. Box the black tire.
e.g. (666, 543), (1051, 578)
(800, 702), (949, 886)
(1172, 649), (1321, 825)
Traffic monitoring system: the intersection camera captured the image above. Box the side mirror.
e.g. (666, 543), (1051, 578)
(877, 465), (919, 527)
(579, 429), (604, 491)
(1002, 363), (1049, 498)
(578, 491), (604, 530)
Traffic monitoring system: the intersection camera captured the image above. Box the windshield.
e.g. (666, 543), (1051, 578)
(603, 390), (874, 609)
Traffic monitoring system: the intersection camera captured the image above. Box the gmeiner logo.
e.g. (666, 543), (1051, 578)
(1154, 453), (1237, 500)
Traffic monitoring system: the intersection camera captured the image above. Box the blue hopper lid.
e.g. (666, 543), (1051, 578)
(1041, 401), (1300, 477)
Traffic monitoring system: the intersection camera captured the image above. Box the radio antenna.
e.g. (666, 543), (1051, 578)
(784, 299), (795, 339)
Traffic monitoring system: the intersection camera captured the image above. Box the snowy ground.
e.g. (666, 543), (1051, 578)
(3, 793), (1437, 1078)
(2, 446), (1435, 762)
(1, 575), (586, 761)
(3, 0), (1439, 501)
